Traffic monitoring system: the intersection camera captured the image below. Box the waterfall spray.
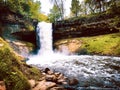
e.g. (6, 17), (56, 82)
(27, 22), (120, 89)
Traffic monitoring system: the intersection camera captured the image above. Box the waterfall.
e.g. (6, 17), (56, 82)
(27, 22), (120, 89)
(37, 22), (53, 55)
(36, 21), (69, 55)
(27, 21), (66, 64)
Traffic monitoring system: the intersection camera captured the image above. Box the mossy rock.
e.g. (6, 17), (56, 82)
(0, 37), (43, 90)
(0, 62), (31, 90)
(54, 33), (120, 56)
(0, 37), (31, 90)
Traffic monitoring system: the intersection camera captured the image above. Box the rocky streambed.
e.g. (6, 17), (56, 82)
(28, 55), (120, 90)
(28, 67), (79, 90)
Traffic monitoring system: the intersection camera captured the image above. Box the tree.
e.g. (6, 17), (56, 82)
(82, 1), (87, 15)
(50, 0), (65, 20)
(39, 13), (49, 22)
(84, 0), (111, 13)
(108, 0), (120, 14)
(27, 0), (41, 19)
(84, 0), (97, 14)
(70, 0), (81, 17)
(48, 4), (61, 22)
(0, 0), (42, 19)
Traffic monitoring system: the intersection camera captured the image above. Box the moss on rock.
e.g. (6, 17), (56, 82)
(0, 37), (43, 90)
(0, 37), (31, 90)
(54, 33), (120, 56)
(0, 62), (31, 90)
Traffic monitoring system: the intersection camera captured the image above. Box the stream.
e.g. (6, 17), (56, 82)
(28, 55), (120, 89)
(27, 22), (120, 89)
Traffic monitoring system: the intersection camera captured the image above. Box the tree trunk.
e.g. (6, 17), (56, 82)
(98, 1), (102, 12)
(54, 0), (64, 20)
(60, 0), (64, 20)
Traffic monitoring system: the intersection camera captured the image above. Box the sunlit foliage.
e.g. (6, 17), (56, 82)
(48, 4), (61, 22)
(0, 0), (48, 21)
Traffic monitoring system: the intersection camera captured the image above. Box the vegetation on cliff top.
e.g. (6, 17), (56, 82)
(0, 37), (43, 90)
(0, 0), (48, 22)
(53, 1), (120, 56)
(48, 0), (120, 22)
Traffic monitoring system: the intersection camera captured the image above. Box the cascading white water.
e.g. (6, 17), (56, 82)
(37, 22), (53, 55)
(27, 22), (67, 64)
(27, 22), (120, 89)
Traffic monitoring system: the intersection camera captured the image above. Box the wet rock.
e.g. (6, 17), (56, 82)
(50, 86), (67, 90)
(47, 70), (54, 75)
(45, 75), (57, 82)
(55, 73), (68, 85)
(68, 78), (79, 86)
(33, 80), (56, 90)
(54, 72), (61, 76)
(62, 81), (68, 85)
(42, 72), (46, 75)
(45, 68), (50, 73)
(28, 79), (36, 88)
(57, 73), (64, 80)
(0, 81), (6, 90)
(58, 78), (67, 85)
(57, 79), (66, 85)
(45, 68), (54, 75)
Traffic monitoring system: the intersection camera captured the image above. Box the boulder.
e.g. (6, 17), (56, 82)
(33, 80), (56, 90)
(68, 78), (79, 86)
(50, 86), (67, 90)
(45, 68), (54, 75)
(28, 79), (36, 88)
(45, 75), (57, 82)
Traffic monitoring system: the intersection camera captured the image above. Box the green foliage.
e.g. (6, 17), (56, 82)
(79, 33), (120, 56)
(48, 4), (61, 22)
(70, 0), (81, 17)
(109, 16), (120, 30)
(27, 0), (40, 19)
(29, 67), (42, 80)
(55, 33), (120, 56)
(25, 24), (34, 31)
(50, 0), (64, 20)
(84, 0), (96, 14)
(39, 13), (49, 22)
(0, 37), (43, 89)
(2, 0), (27, 14)
(107, 0), (120, 15)
(6, 67), (30, 90)
(0, 38), (31, 90)
(69, 0), (120, 18)
(0, 0), (49, 21)
(0, 62), (31, 90)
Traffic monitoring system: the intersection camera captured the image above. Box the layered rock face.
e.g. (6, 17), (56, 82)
(53, 13), (120, 41)
(0, 6), (37, 57)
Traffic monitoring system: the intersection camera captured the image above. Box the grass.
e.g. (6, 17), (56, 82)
(79, 33), (120, 56)
(0, 37), (43, 90)
(55, 33), (120, 56)
(0, 37), (31, 90)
